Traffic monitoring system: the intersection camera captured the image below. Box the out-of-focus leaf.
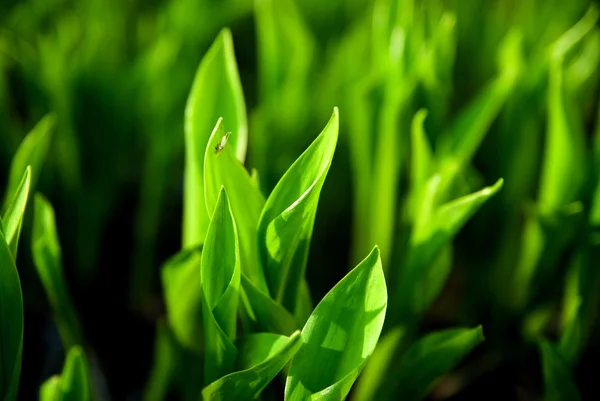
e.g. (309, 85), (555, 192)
(143, 320), (178, 401)
(352, 327), (407, 401)
(285, 246), (387, 401)
(202, 331), (302, 401)
(559, 247), (599, 365)
(31, 194), (83, 349)
(257, 108), (338, 315)
(40, 346), (92, 401)
(202, 188), (240, 385)
(397, 179), (503, 320)
(2, 166), (31, 260)
(0, 228), (23, 401)
(538, 6), (598, 215)
(2, 114), (55, 214)
(204, 118), (268, 293)
(161, 248), (203, 353)
(183, 28), (247, 249)
(540, 340), (581, 401)
(388, 327), (484, 400)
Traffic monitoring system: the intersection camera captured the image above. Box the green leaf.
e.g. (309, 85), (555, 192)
(258, 108), (339, 314)
(59, 346), (92, 401)
(40, 346), (92, 401)
(183, 27), (247, 249)
(540, 340), (581, 401)
(352, 327), (407, 401)
(202, 331), (302, 401)
(397, 178), (503, 319)
(161, 248), (203, 353)
(240, 274), (298, 336)
(539, 7), (598, 215)
(389, 326), (484, 400)
(202, 188), (241, 385)
(31, 193), (83, 349)
(285, 246), (387, 401)
(2, 114), (55, 214)
(204, 118), (268, 293)
(0, 229), (24, 401)
(143, 320), (177, 401)
(2, 166), (31, 260)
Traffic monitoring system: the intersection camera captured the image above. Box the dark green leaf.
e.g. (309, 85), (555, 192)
(390, 326), (484, 400)
(540, 340), (581, 401)
(0, 229), (23, 401)
(31, 194), (83, 349)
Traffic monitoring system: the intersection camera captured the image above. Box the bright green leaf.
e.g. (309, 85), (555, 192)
(183, 27), (247, 249)
(540, 340), (581, 401)
(202, 331), (302, 401)
(285, 246), (387, 401)
(143, 320), (178, 401)
(2, 166), (31, 260)
(39, 376), (61, 401)
(202, 188), (241, 385)
(0, 229), (24, 401)
(204, 118), (268, 293)
(31, 194), (83, 349)
(258, 108), (338, 314)
(2, 114), (55, 214)
(161, 248), (203, 353)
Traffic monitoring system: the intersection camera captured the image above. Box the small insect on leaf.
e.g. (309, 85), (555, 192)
(215, 132), (232, 155)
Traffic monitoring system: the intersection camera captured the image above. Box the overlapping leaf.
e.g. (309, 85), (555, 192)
(183, 28), (247, 249)
(201, 188), (241, 384)
(202, 331), (302, 400)
(205, 118), (267, 293)
(257, 108), (338, 315)
(31, 194), (83, 349)
(2, 167), (31, 260)
(285, 246), (387, 401)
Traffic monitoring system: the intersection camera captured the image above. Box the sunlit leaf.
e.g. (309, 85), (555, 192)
(258, 108), (338, 314)
(202, 331), (302, 401)
(2, 114), (55, 214)
(183, 28), (247, 249)
(285, 246), (387, 401)
(2, 166), (31, 260)
(31, 193), (83, 349)
(205, 118), (268, 293)
(0, 228), (23, 401)
(202, 188), (241, 384)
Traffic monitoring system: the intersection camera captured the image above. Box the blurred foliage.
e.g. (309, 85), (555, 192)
(1, 0), (600, 399)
